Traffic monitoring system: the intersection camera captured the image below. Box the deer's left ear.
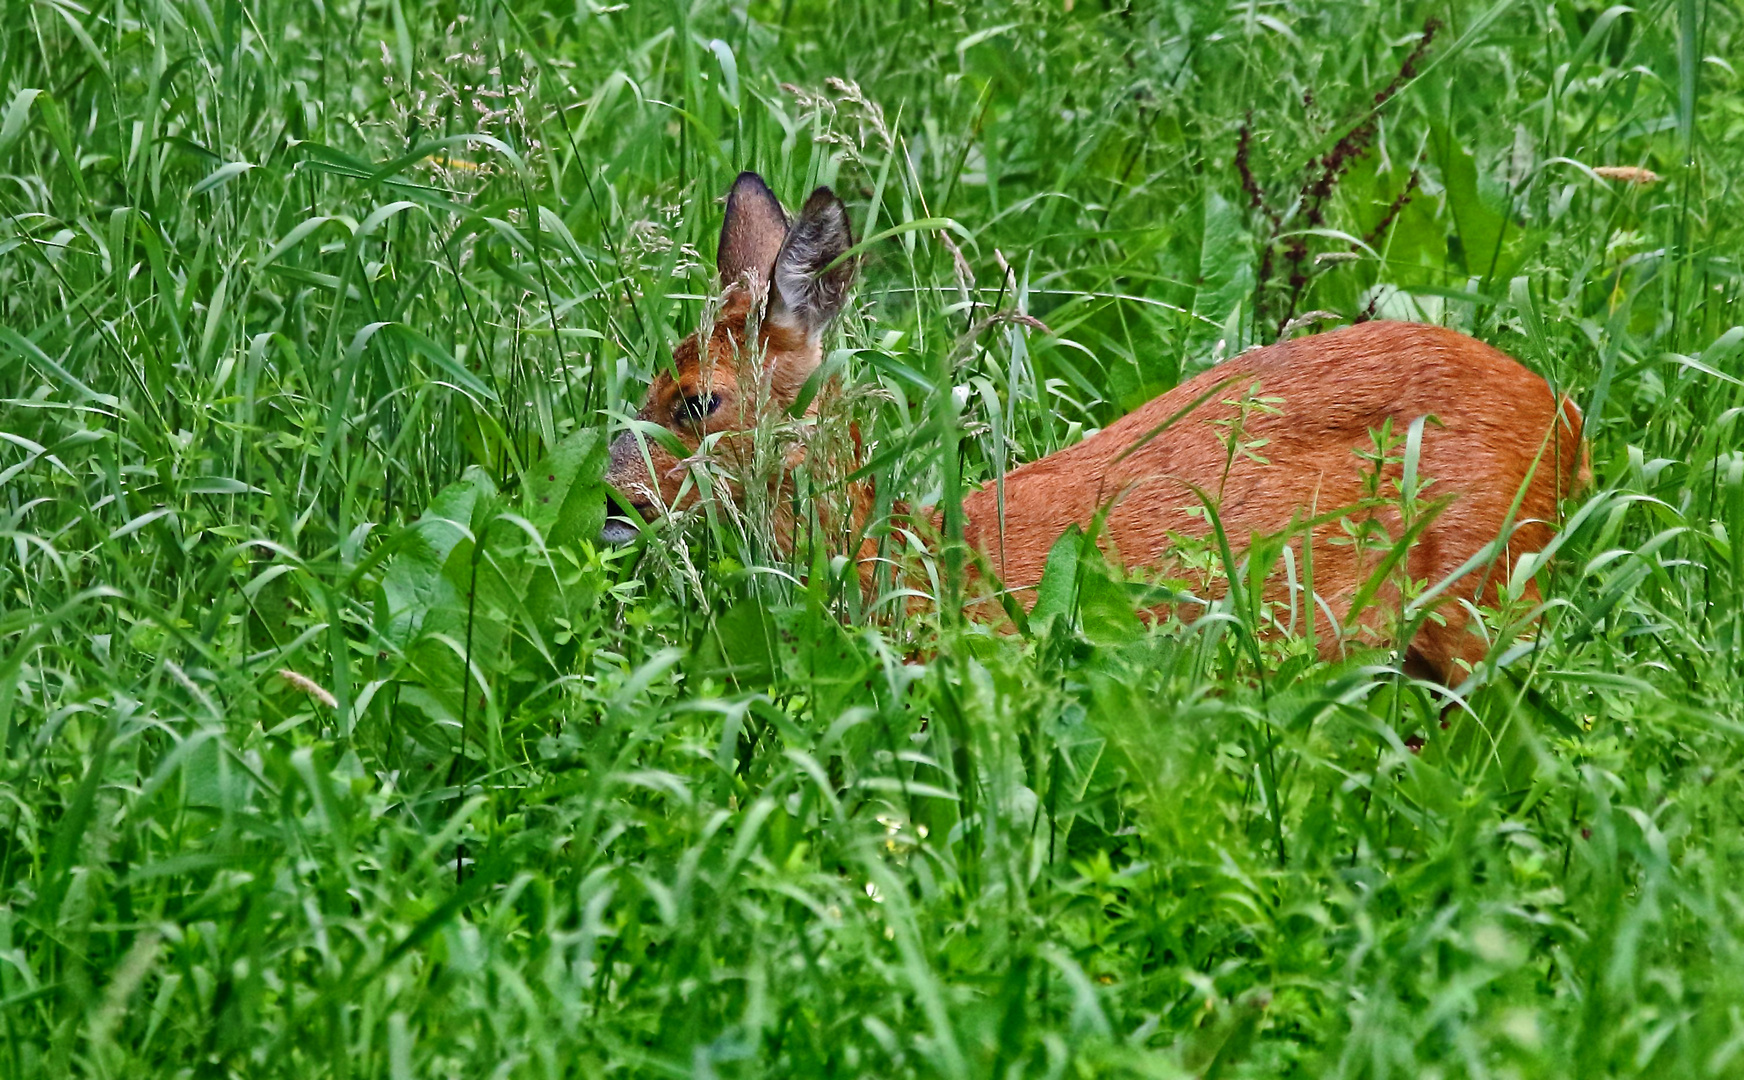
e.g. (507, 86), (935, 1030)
(770, 187), (855, 340)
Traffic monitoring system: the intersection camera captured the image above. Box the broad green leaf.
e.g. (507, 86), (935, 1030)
(1186, 190), (1255, 361)
(1029, 525), (1083, 627)
(190, 161), (254, 195)
(523, 429), (607, 551)
(0, 88), (43, 162)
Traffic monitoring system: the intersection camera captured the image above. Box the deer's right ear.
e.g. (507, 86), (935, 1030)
(717, 172), (789, 290)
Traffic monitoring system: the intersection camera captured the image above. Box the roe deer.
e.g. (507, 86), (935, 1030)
(603, 172), (1588, 684)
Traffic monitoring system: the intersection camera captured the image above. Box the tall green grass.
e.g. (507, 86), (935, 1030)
(1, 0), (1742, 1075)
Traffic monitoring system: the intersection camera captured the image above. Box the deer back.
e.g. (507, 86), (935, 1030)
(957, 320), (1585, 681)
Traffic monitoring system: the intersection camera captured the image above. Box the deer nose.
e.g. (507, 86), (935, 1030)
(599, 517), (640, 545)
(600, 492), (653, 545)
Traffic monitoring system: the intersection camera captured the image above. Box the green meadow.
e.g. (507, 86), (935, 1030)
(2, 0), (1743, 1075)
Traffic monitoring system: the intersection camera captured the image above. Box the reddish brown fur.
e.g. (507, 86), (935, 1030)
(606, 178), (1586, 685)
(611, 315), (1583, 683)
(957, 321), (1585, 681)
(605, 289), (812, 517)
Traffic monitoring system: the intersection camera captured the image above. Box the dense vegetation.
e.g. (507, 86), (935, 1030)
(3, 0), (1743, 1075)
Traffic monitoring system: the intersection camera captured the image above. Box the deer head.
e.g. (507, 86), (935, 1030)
(601, 172), (855, 544)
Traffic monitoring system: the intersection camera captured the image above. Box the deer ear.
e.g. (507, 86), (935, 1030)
(717, 172), (789, 289)
(770, 187), (855, 340)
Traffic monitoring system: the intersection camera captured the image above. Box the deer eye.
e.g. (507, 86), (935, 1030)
(677, 392), (722, 424)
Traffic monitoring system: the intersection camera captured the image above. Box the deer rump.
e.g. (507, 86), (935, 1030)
(954, 320), (1586, 685)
